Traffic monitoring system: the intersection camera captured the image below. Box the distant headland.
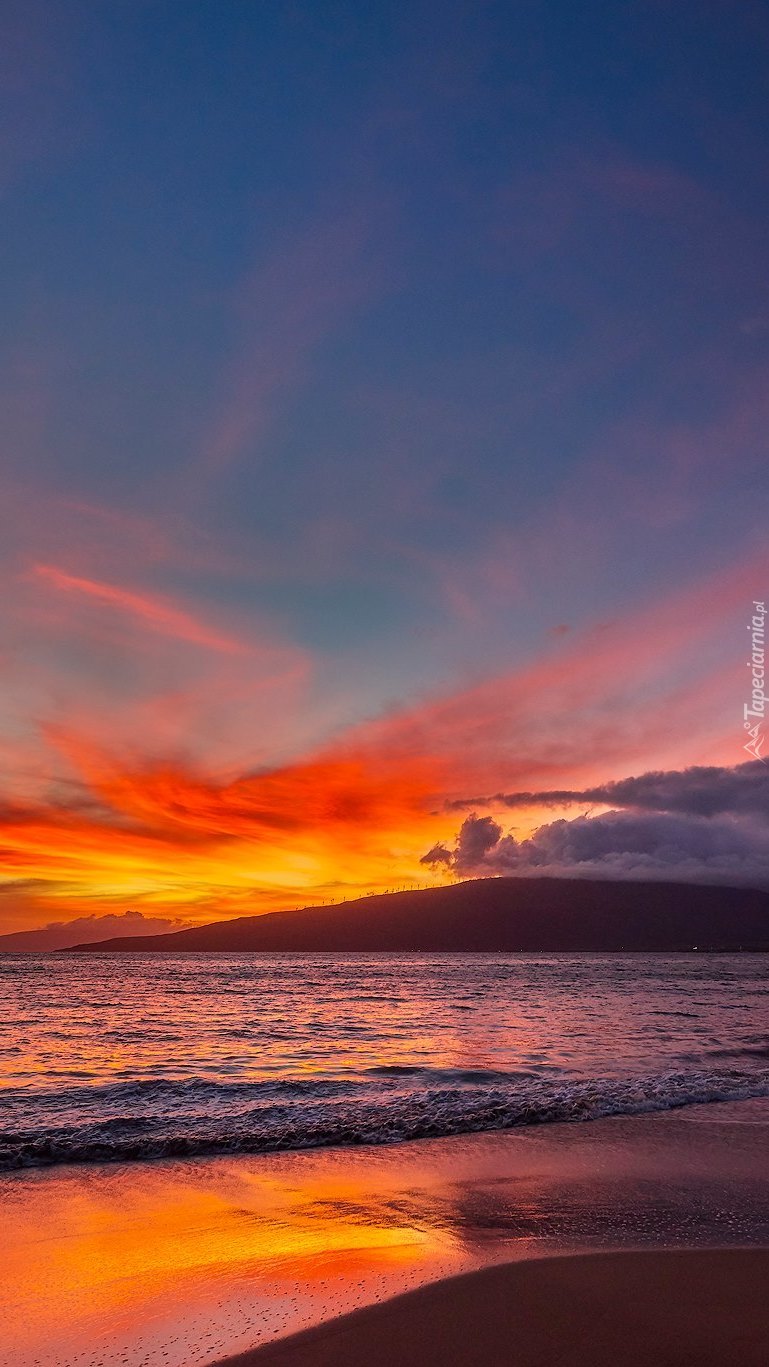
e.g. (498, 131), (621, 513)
(69, 877), (769, 953)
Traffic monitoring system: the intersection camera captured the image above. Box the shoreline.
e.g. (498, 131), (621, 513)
(2, 1099), (769, 1366)
(211, 1248), (769, 1367)
(5, 1072), (769, 1174)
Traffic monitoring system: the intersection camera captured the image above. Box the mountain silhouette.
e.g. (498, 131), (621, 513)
(70, 877), (769, 953)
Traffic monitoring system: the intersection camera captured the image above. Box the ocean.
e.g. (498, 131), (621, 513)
(1, 952), (767, 1169)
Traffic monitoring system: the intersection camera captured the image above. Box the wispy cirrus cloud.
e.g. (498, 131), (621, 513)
(347, 547), (769, 796)
(30, 563), (249, 655)
(195, 201), (392, 481)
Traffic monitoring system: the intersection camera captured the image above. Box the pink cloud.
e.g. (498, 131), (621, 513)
(342, 549), (767, 796)
(30, 563), (249, 655)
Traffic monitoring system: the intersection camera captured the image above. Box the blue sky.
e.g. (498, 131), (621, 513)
(2, 1), (769, 928)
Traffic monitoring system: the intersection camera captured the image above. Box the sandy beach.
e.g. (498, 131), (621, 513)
(214, 1248), (769, 1367)
(2, 1099), (769, 1366)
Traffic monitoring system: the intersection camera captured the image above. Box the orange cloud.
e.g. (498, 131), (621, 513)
(0, 745), (448, 933)
(1, 548), (765, 933)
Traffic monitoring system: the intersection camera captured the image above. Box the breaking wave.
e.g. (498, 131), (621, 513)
(2, 1065), (768, 1170)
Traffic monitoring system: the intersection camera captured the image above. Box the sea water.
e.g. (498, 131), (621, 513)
(1, 952), (767, 1168)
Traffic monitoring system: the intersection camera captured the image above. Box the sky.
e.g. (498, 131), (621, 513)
(2, 0), (769, 935)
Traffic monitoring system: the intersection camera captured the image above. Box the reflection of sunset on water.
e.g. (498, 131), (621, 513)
(4, 953), (768, 1173)
(4, 1104), (769, 1367)
(0, 1152), (466, 1367)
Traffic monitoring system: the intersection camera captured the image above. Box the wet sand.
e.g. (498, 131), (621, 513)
(1, 1099), (769, 1366)
(215, 1249), (769, 1367)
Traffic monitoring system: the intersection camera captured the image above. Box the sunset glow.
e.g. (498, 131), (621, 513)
(0, 539), (763, 931)
(4, 11), (769, 1367)
(1, 1), (768, 941)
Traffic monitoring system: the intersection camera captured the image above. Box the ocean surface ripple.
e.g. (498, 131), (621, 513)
(0, 952), (767, 1169)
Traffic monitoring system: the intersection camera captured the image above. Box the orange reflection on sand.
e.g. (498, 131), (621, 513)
(1, 1154), (461, 1367)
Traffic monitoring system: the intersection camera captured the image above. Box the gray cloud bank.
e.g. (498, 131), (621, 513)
(0, 910), (191, 952)
(424, 761), (769, 887)
(447, 761), (769, 819)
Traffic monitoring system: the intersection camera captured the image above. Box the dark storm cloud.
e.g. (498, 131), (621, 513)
(432, 759), (769, 881)
(421, 815), (503, 870)
(447, 761), (769, 821)
(424, 805), (769, 888)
